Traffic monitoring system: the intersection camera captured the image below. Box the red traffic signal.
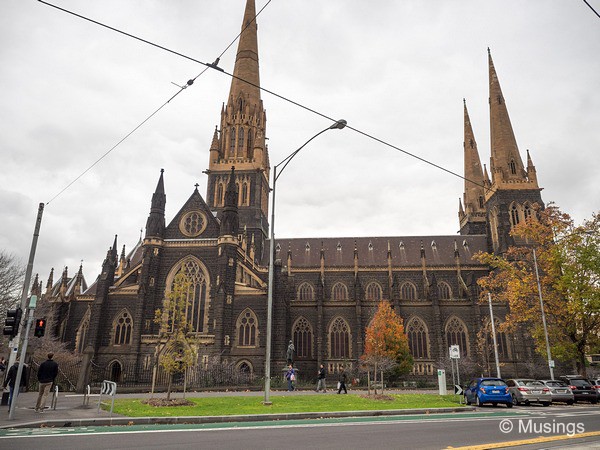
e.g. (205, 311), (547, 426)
(34, 318), (47, 338)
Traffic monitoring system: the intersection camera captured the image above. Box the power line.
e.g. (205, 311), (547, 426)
(39, 0), (490, 197)
(582, 0), (600, 19)
(43, 0), (272, 205)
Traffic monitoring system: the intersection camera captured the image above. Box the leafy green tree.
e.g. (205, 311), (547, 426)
(476, 206), (600, 376)
(154, 272), (198, 400)
(361, 301), (413, 394)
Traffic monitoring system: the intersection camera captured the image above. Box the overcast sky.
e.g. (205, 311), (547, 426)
(1, 0), (599, 287)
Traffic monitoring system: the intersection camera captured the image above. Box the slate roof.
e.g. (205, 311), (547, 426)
(269, 235), (488, 268)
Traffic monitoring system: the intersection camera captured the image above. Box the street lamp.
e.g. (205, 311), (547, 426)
(263, 119), (347, 405)
(532, 247), (554, 380)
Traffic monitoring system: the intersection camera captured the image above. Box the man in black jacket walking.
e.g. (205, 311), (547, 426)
(35, 353), (58, 413)
(3, 358), (27, 409)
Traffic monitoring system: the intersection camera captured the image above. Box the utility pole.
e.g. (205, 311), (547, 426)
(7, 203), (44, 369)
(488, 293), (501, 378)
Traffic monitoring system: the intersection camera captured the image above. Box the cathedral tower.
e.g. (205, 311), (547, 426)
(483, 49), (543, 253)
(206, 0), (270, 261)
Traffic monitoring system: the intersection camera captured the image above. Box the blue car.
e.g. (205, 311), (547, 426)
(464, 377), (513, 408)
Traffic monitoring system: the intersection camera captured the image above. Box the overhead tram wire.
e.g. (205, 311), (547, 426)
(42, 0), (273, 205)
(582, 0), (600, 19)
(40, 0), (491, 199)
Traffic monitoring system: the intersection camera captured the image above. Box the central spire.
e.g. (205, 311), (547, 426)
(229, 0), (261, 111)
(205, 0), (271, 261)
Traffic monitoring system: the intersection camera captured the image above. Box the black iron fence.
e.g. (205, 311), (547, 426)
(87, 360), (258, 391)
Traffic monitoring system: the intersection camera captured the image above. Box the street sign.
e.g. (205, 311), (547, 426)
(449, 345), (460, 359)
(549, 360), (555, 368)
(454, 385), (463, 395)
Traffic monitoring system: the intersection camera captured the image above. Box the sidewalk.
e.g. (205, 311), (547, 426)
(0, 389), (471, 429)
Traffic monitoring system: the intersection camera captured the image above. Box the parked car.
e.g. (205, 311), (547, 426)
(588, 378), (600, 400)
(559, 376), (598, 404)
(539, 380), (574, 405)
(464, 377), (513, 408)
(506, 379), (552, 406)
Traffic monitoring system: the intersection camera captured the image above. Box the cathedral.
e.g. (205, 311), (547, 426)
(40, 0), (546, 389)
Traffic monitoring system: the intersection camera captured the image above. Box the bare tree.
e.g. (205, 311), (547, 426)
(0, 251), (25, 346)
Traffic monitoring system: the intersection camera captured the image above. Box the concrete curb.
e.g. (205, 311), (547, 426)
(1, 407), (475, 429)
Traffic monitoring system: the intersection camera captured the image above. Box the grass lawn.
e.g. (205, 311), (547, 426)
(108, 393), (463, 417)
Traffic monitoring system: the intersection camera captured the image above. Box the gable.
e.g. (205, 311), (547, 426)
(164, 190), (221, 239)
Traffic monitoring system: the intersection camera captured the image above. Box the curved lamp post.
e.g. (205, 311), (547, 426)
(264, 119), (347, 404)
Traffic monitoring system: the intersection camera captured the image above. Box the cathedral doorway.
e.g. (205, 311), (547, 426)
(109, 360), (122, 382)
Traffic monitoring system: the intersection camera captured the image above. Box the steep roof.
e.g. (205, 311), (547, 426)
(268, 235), (488, 268)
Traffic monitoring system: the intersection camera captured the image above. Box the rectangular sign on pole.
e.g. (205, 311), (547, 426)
(437, 369), (447, 395)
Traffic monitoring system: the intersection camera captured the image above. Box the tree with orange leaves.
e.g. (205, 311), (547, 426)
(362, 300), (413, 394)
(476, 206), (600, 376)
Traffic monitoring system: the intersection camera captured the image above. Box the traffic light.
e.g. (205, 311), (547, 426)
(34, 318), (47, 338)
(3, 308), (23, 338)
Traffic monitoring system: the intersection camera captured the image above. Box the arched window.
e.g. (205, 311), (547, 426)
(446, 317), (469, 356)
(478, 196), (484, 209)
(237, 127), (244, 157)
(229, 128), (236, 158)
(237, 97), (243, 113)
(247, 129), (253, 159)
(113, 310), (133, 345)
(241, 183), (248, 206)
(509, 159), (516, 175)
(329, 317), (351, 359)
(297, 282), (314, 301)
(438, 282), (452, 300)
(484, 319), (510, 359)
(292, 317), (313, 358)
(75, 309), (90, 353)
(166, 258), (210, 333)
(400, 282), (417, 301)
(237, 308), (258, 347)
(523, 203), (532, 222)
(237, 360), (253, 374)
(216, 183), (224, 206)
(406, 317), (429, 359)
(510, 203), (521, 228)
(365, 282), (382, 301)
(331, 282), (348, 301)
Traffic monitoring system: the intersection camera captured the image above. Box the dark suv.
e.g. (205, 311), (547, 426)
(559, 376), (598, 404)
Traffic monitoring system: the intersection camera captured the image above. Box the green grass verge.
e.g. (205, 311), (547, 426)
(107, 393), (463, 417)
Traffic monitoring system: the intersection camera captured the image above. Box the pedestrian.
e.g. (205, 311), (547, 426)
(316, 364), (327, 392)
(0, 357), (6, 374)
(2, 358), (27, 409)
(35, 352), (59, 413)
(337, 366), (348, 394)
(285, 364), (296, 391)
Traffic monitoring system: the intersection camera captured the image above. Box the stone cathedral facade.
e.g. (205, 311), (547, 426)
(40, 0), (547, 388)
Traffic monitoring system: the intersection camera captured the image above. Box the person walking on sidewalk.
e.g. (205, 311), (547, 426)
(285, 364), (296, 392)
(316, 364), (327, 392)
(3, 358), (27, 409)
(337, 366), (348, 394)
(35, 353), (58, 413)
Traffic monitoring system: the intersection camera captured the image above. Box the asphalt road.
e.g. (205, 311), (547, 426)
(1, 404), (599, 450)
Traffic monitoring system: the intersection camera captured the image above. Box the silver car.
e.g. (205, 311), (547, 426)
(539, 380), (574, 405)
(506, 379), (552, 406)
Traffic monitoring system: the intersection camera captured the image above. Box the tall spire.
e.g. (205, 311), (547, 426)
(229, 0), (261, 113)
(145, 169), (166, 238)
(206, 0), (270, 260)
(488, 49), (527, 184)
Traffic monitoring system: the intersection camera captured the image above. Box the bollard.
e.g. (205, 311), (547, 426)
(51, 385), (59, 410)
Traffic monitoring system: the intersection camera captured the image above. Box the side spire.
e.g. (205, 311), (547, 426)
(459, 99), (487, 235)
(145, 169), (166, 238)
(488, 49), (527, 184)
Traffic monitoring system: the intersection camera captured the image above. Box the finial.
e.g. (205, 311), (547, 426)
(194, 183), (199, 190)
(160, 168), (164, 173)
